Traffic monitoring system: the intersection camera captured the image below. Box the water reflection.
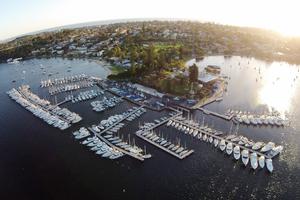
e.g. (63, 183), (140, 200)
(258, 62), (300, 117)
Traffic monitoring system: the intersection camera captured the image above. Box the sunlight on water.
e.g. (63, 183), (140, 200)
(258, 62), (300, 116)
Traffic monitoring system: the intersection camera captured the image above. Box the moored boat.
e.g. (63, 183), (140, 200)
(233, 146), (240, 160)
(241, 149), (249, 166)
(250, 153), (258, 169)
(266, 158), (273, 173)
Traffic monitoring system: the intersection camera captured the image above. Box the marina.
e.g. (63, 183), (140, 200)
(134, 111), (195, 160)
(136, 130), (194, 159)
(74, 127), (124, 160)
(2, 56), (297, 199)
(7, 85), (82, 130)
(41, 74), (102, 95)
(169, 116), (283, 172)
(7, 75), (283, 171)
(88, 106), (148, 161)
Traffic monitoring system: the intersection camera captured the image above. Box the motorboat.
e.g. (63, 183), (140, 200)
(241, 149), (249, 166)
(197, 132), (202, 139)
(193, 130), (198, 137)
(267, 145), (283, 157)
(258, 155), (265, 168)
(252, 142), (264, 150)
(250, 153), (258, 169)
(233, 146), (240, 160)
(266, 158), (273, 172)
(261, 142), (275, 153)
(214, 139), (219, 147)
(209, 136), (213, 143)
(226, 142), (233, 155)
(219, 140), (226, 151)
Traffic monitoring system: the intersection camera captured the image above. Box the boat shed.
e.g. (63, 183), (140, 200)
(198, 73), (219, 84)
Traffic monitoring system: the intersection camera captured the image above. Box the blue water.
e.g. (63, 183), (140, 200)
(1, 56), (300, 199)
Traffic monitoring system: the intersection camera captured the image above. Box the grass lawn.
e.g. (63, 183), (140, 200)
(109, 65), (127, 75)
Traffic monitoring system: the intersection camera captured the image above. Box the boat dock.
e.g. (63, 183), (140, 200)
(171, 118), (273, 159)
(134, 111), (195, 160)
(140, 110), (183, 131)
(97, 105), (145, 135)
(88, 127), (145, 161)
(88, 106), (147, 161)
(198, 108), (234, 121)
(54, 99), (71, 107)
(135, 132), (194, 159)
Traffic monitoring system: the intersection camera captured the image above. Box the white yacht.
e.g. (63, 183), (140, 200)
(266, 158), (273, 173)
(219, 140), (226, 151)
(252, 142), (264, 150)
(233, 146), (240, 160)
(241, 149), (249, 166)
(261, 142), (275, 153)
(167, 120), (172, 126)
(250, 153), (258, 169)
(258, 155), (265, 168)
(178, 124), (183, 130)
(226, 142), (233, 155)
(214, 139), (219, 147)
(193, 130), (198, 137)
(185, 127), (190, 134)
(197, 132), (202, 139)
(268, 145), (283, 157)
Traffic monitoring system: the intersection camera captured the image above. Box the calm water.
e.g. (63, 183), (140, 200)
(1, 56), (300, 200)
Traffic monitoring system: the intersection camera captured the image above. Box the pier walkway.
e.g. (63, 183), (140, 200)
(97, 105), (145, 135)
(134, 111), (195, 160)
(135, 132), (194, 159)
(88, 127), (145, 161)
(198, 108), (234, 121)
(88, 106), (146, 161)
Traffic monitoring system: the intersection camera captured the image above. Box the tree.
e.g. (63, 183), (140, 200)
(189, 64), (199, 83)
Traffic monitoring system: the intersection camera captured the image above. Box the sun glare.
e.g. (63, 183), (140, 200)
(258, 62), (299, 116)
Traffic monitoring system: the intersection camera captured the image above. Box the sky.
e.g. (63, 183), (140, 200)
(1, 0), (300, 40)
